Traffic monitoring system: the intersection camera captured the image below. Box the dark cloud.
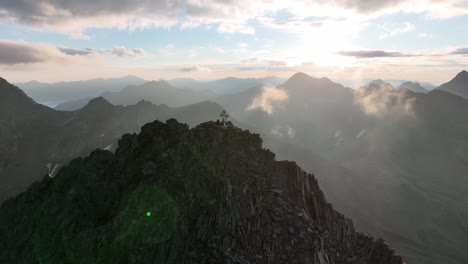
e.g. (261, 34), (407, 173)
(0, 40), (46, 64)
(341, 0), (406, 12)
(58, 47), (95, 56)
(265, 60), (287, 66)
(241, 58), (259, 64)
(450, 48), (468, 55)
(337, 50), (416, 58)
(0, 0), (179, 25)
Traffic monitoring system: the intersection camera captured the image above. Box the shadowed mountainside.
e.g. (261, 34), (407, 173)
(0, 77), (222, 202)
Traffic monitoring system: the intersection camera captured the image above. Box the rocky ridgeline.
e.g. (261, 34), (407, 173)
(0, 119), (402, 264)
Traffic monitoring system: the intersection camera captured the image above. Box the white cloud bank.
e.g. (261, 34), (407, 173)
(247, 86), (288, 114)
(354, 86), (416, 116)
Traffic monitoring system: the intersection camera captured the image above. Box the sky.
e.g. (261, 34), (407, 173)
(1, 0), (468, 85)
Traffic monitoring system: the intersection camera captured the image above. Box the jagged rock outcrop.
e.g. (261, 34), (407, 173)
(0, 119), (402, 264)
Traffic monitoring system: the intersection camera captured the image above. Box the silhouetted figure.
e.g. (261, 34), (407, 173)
(220, 110), (229, 126)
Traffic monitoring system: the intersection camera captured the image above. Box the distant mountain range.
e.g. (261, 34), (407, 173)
(366, 79), (429, 93)
(16, 76), (286, 109)
(16, 75), (147, 106)
(363, 78), (437, 91)
(167, 76), (286, 94)
(398, 81), (429, 93)
(55, 80), (216, 111)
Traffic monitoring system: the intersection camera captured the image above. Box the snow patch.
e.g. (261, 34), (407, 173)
(356, 129), (367, 138)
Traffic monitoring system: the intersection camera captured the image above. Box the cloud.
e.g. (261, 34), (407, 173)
(353, 85), (416, 116)
(379, 22), (415, 39)
(0, 39), (98, 65)
(337, 50), (416, 58)
(417, 32), (433, 38)
(179, 65), (212, 73)
(109, 46), (146, 57)
(238, 43), (248, 49)
(270, 125), (296, 138)
(58, 47), (95, 56)
(450, 48), (468, 55)
(217, 23), (255, 34)
(287, 126), (296, 138)
(2, 0), (467, 37)
(215, 48), (225, 54)
(188, 48), (198, 57)
(0, 40), (49, 64)
(241, 57), (287, 66)
(247, 86), (288, 114)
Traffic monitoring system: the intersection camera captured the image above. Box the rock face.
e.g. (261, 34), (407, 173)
(0, 119), (402, 264)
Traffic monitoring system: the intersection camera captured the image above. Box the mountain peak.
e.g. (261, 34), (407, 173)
(455, 70), (468, 79)
(0, 77), (51, 117)
(436, 70), (468, 100)
(398, 81), (428, 93)
(282, 72), (316, 87)
(81, 96), (114, 112)
(0, 76), (35, 104)
(290, 72), (313, 80)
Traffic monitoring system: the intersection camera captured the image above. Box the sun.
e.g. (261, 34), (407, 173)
(294, 20), (358, 67)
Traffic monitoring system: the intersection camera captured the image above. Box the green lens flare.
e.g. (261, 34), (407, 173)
(146, 211), (151, 217)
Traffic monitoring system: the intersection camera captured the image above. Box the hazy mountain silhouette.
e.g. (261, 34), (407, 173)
(0, 119), (402, 264)
(0, 77), (222, 202)
(363, 79), (437, 90)
(168, 76), (286, 94)
(16, 75), (147, 105)
(55, 80), (216, 111)
(368, 79), (389, 88)
(437, 70), (468, 100)
(398, 81), (429, 93)
(56, 77), (286, 111)
(367, 80), (430, 93)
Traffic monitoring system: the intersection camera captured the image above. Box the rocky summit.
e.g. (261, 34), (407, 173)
(0, 119), (402, 264)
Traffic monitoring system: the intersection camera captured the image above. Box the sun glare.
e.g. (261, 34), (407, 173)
(295, 21), (357, 67)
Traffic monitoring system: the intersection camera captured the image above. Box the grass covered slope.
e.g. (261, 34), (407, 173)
(0, 119), (402, 264)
